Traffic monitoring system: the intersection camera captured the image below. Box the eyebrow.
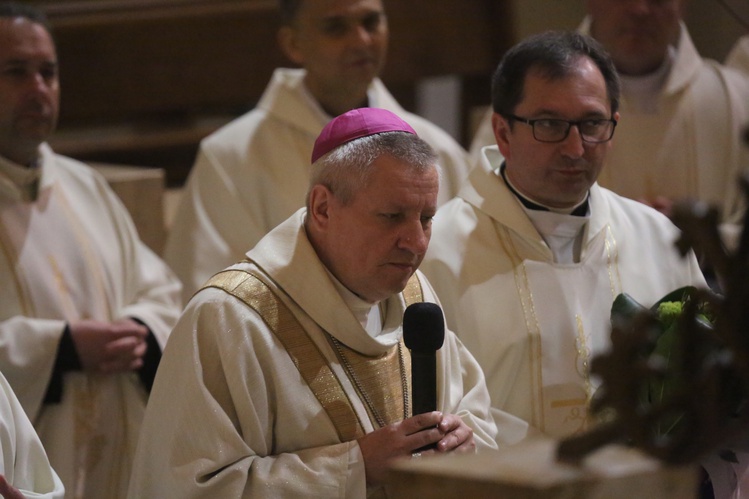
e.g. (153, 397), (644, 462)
(526, 108), (609, 119)
(1, 58), (58, 66)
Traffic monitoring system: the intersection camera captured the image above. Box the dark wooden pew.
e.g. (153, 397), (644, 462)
(31, 0), (510, 186)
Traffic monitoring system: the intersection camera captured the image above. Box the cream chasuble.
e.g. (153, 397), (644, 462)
(0, 146), (181, 499)
(129, 209), (498, 499)
(495, 220), (620, 437)
(422, 147), (706, 446)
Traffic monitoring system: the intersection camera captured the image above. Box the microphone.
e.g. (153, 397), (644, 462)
(403, 302), (445, 416)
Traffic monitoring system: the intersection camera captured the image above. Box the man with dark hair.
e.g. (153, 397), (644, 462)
(0, 2), (182, 497)
(470, 0), (749, 232)
(129, 108), (497, 498)
(164, 0), (472, 302)
(421, 31), (705, 444)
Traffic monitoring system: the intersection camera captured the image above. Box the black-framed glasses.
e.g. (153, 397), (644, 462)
(506, 114), (617, 143)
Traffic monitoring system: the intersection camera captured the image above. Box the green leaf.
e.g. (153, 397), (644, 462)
(610, 293), (647, 326)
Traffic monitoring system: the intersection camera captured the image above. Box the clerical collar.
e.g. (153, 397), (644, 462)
(499, 162), (589, 216)
(324, 268), (385, 339)
(0, 152), (42, 202)
(620, 45), (675, 114)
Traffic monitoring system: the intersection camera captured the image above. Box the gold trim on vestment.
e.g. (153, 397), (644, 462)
(201, 268), (423, 441)
(495, 221), (623, 434)
(574, 314), (592, 431)
(0, 217), (32, 316)
(603, 225), (622, 299)
(496, 224), (545, 431)
(328, 337), (409, 428)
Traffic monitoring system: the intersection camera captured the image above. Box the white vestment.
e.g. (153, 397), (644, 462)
(0, 371), (64, 498)
(469, 22), (749, 226)
(129, 209), (498, 499)
(420, 146), (706, 446)
(726, 35), (749, 75)
(165, 68), (472, 301)
(0, 145), (182, 498)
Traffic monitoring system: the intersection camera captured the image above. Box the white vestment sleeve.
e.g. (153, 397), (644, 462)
(0, 317), (64, 421)
(0, 371), (64, 498)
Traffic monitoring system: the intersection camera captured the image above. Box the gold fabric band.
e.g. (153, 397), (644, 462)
(201, 266), (424, 441)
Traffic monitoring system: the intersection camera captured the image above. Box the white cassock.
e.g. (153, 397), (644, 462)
(164, 68), (472, 301)
(726, 35), (749, 75)
(0, 370), (64, 498)
(129, 209), (498, 499)
(469, 21), (749, 228)
(420, 146), (707, 446)
(0, 145), (182, 498)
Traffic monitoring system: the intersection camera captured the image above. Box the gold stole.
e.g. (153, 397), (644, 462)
(201, 265), (424, 442)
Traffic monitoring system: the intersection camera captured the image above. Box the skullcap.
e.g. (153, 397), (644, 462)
(311, 107), (416, 163)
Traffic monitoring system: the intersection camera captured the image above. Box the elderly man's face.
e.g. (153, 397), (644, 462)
(0, 18), (59, 165)
(494, 57), (617, 208)
(281, 0), (388, 100)
(310, 154), (438, 303)
(586, 0), (683, 75)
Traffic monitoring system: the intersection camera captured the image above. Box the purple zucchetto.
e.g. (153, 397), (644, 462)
(311, 108), (417, 164)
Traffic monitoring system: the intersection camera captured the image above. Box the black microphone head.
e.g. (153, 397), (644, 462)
(403, 302), (445, 352)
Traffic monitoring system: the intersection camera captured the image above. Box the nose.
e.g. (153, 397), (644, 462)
(350, 24), (373, 47)
(398, 220), (430, 256)
(26, 72), (52, 96)
(559, 124), (585, 159)
(626, 0), (652, 15)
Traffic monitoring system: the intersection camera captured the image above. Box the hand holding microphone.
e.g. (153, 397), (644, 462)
(356, 302), (474, 486)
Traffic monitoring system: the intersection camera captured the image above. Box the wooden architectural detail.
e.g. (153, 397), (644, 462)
(27, 0), (510, 184)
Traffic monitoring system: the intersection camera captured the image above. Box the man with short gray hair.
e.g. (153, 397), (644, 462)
(129, 108), (497, 498)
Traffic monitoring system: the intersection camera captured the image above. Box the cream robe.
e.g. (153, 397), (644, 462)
(726, 35), (749, 75)
(129, 209), (498, 499)
(469, 22), (749, 225)
(164, 68), (472, 301)
(420, 146), (706, 445)
(0, 371), (64, 498)
(0, 145), (182, 498)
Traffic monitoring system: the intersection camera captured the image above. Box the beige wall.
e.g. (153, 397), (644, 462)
(509, 1), (586, 41)
(508, 0), (747, 63)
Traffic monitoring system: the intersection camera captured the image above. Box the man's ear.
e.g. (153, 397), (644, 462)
(492, 112), (512, 160)
(307, 184), (333, 231)
(278, 26), (304, 66)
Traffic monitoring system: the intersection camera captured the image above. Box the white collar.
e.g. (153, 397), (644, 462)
(620, 46), (676, 113)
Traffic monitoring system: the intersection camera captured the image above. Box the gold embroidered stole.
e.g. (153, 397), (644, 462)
(494, 222), (621, 435)
(201, 266), (424, 441)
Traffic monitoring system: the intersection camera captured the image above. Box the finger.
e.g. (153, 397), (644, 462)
(403, 411), (442, 435)
(437, 414), (461, 434)
(110, 320), (149, 338)
(132, 340), (148, 358)
(105, 336), (145, 356)
(407, 426), (443, 453)
(436, 424), (474, 453)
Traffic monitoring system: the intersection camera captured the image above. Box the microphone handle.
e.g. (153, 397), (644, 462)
(411, 351), (438, 452)
(411, 351), (437, 416)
